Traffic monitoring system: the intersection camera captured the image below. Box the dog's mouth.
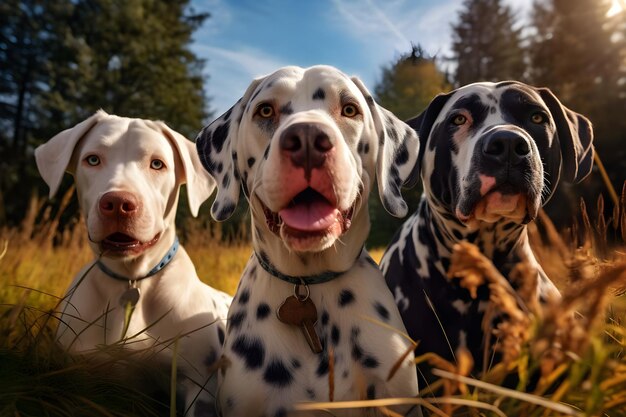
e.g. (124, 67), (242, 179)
(101, 232), (160, 256)
(456, 183), (537, 226)
(261, 187), (355, 248)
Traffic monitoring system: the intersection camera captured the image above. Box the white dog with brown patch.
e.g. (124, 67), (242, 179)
(35, 110), (231, 416)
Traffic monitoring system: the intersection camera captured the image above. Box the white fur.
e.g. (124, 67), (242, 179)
(35, 110), (231, 416)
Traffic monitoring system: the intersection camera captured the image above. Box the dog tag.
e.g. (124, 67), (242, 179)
(277, 295), (323, 354)
(119, 286), (140, 307)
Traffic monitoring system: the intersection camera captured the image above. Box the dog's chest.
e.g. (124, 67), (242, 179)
(221, 258), (407, 410)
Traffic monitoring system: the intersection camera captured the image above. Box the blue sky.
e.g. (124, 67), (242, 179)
(190, 0), (534, 117)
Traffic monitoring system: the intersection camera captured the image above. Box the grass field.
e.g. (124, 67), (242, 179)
(2, 188), (626, 416)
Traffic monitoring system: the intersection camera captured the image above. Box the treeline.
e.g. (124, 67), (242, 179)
(370, 0), (626, 245)
(1, 0), (624, 246)
(0, 0), (209, 225)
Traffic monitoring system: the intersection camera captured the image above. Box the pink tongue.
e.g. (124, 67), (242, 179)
(279, 199), (340, 231)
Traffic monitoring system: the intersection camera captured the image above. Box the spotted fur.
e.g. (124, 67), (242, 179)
(381, 81), (594, 380)
(195, 66), (419, 416)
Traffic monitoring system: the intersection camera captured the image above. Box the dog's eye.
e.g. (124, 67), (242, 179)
(85, 155), (100, 166)
(531, 112), (547, 124)
(341, 104), (359, 118)
(256, 103), (274, 118)
(452, 115), (467, 126)
(150, 159), (165, 170)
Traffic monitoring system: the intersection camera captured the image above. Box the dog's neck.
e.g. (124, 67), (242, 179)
(250, 206), (369, 279)
(423, 196), (529, 275)
(94, 227), (179, 280)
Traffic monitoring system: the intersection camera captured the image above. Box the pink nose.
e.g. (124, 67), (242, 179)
(98, 191), (140, 219)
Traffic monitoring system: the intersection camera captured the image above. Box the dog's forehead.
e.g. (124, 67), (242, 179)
(78, 119), (171, 156)
(440, 81), (545, 123)
(252, 65), (360, 106)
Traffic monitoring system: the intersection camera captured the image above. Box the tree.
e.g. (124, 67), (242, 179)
(451, 0), (526, 86)
(369, 46), (451, 246)
(375, 45), (451, 121)
(528, 0), (625, 142)
(528, 0), (626, 209)
(0, 0), (211, 225)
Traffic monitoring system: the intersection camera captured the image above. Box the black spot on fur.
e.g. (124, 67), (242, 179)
(263, 360), (293, 387)
(316, 355), (329, 376)
(363, 356), (380, 368)
(222, 173), (230, 188)
(229, 310), (246, 330)
(203, 350), (217, 367)
(232, 335), (265, 369)
(331, 325), (340, 345)
(217, 326), (225, 345)
(292, 358), (301, 369)
(263, 145), (270, 159)
(212, 122), (230, 153)
(312, 88), (325, 100)
(216, 162), (223, 174)
(374, 302), (390, 321)
(256, 303), (271, 320)
(238, 289), (250, 305)
(247, 157), (255, 168)
(365, 95), (374, 106)
(216, 201), (236, 221)
(394, 142), (409, 166)
(367, 384), (376, 399)
(223, 107), (233, 122)
(338, 290), (355, 307)
(280, 102), (293, 115)
(321, 310), (329, 326)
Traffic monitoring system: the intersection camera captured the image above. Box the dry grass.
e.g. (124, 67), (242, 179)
(2, 185), (626, 416)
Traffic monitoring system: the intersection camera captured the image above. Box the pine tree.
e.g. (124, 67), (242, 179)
(451, 0), (526, 86)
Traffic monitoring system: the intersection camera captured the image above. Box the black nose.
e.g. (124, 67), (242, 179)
(279, 123), (334, 177)
(482, 130), (531, 165)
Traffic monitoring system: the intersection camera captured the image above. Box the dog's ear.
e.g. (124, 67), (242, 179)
(158, 123), (216, 217)
(195, 78), (264, 221)
(35, 110), (107, 198)
(351, 76), (420, 218)
(405, 92), (453, 182)
(538, 88), (594, 184)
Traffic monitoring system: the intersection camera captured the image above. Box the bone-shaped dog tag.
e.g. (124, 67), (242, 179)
(277, 295), (323, 354)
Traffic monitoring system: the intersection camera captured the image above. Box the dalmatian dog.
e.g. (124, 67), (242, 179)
(381, 81), (594, 380)
(35, 110), (232, 416)
(195, 66), (420, 416)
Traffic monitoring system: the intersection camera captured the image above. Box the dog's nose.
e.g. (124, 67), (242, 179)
(99, 191), (140, 219)
(279, 123), (334, 175)
(482, 131), (530, 165)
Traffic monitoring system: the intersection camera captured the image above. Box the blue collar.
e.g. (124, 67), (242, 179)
(97, 236), (180, 282)
(254, 251), (352, 285)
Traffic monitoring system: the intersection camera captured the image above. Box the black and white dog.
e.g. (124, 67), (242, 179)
(381, 81), (594, 377)
(196, 66), (419, 417)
